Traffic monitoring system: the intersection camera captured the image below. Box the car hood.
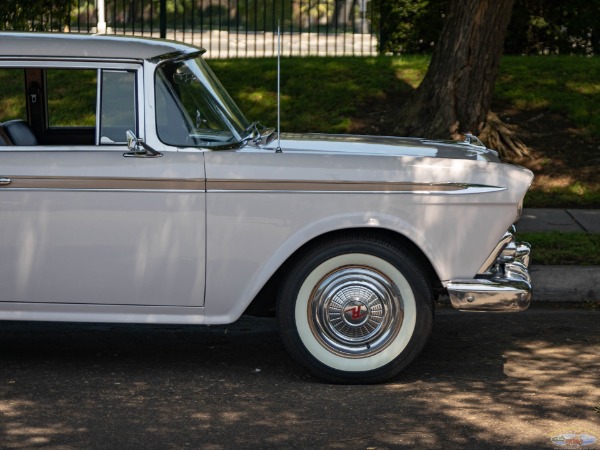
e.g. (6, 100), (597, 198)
(262, 132), (502, 162)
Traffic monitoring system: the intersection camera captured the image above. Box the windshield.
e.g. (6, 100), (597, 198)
(155, 57), (250, 148)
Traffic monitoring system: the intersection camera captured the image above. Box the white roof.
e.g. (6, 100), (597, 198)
(0, 32), (203, 61)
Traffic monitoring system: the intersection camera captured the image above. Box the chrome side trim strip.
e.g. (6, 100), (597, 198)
(0, 176), (205, 191)
(207, 180), (506, 195)
(0, 177), (504, 195)
(0, 188), (204, 193)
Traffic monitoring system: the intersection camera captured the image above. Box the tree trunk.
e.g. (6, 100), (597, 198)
(395, 0), (518, 150)
(332, 0), (356, 28)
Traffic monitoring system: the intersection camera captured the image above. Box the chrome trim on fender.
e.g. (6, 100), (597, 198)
(207, 180), (506, 195)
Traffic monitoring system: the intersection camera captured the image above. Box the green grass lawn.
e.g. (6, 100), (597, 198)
(210, 56), (430, 133)
(210, 55), (600, 139)
(496, 56), (600, 137)
(517, 232), (600, 265)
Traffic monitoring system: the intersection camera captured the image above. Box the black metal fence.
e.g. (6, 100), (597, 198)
(2, 0), (379, 58)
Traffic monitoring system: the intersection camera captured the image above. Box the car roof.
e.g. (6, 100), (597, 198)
(0, 32), (203, 61)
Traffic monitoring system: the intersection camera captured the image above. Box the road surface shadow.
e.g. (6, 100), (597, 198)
(0, 306), (598, 449)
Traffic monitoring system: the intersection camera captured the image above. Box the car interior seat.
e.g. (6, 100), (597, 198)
(2, 120), (38, 145)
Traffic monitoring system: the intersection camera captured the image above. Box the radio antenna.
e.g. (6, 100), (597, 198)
(275, 24), (282, 153)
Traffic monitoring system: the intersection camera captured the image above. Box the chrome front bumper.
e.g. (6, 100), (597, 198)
(447, 228), (532, 312)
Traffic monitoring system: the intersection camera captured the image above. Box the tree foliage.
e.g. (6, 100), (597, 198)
(376, 0), (600, 56)
(505, 0), (599, 55)
(372, 0), (445, 55)
(0, 0), (72, 31)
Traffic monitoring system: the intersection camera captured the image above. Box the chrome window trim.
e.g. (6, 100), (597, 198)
(95, 68), (102, 145)
(0, 57), (143, 66)
(0, 60), (144, 147)
(98, 68), (141, 145)
(0, 146), (127, 152)
(0, 60), (142, 70)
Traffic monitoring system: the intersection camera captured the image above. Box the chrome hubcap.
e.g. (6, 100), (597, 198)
(308, 266), (404, 358)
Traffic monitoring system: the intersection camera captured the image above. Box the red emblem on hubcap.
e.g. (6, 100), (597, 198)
(344, 302), (368, 324)
(349, 306), (367, 320)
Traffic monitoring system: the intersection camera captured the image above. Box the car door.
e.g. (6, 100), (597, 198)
(0, 62), (206, 307)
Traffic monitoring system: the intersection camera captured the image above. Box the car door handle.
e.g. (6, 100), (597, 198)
(0, 178), (11, 185)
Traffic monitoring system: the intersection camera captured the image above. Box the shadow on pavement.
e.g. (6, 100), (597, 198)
(0, 306), (598, 449)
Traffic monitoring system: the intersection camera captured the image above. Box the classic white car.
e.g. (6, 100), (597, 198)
(0, 32), (532, 383)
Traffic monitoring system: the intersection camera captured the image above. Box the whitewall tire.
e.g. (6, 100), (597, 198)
(277, 234), (434, 384)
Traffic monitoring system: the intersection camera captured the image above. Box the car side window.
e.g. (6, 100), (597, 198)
(0, 65), (139, 147)
(46, 69), (96, 127)
(100, 70), (137, 144)
(0, 68), (26, 123)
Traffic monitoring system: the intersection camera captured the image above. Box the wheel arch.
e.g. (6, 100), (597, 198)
(244, 227), (442, 318)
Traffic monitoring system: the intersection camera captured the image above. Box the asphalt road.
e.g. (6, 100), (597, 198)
(1, 306), (599, 449)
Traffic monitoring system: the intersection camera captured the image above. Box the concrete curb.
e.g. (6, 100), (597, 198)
(530, 265), (600, 303)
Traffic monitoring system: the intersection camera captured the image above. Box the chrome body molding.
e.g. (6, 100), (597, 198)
(1, 188), (204, 193)
(0, 175), (204, 191)
(206, 180), (506, 195)
(448, 229), (532, 312)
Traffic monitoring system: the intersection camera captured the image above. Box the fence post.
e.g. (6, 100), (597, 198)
(97, 0), (107, 33)
(160, 0), (167, 38)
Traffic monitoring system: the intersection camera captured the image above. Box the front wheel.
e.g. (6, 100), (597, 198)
(277, 235), (433, 384)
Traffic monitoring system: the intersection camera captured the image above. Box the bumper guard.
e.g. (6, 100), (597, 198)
(447, 228), (531, 312)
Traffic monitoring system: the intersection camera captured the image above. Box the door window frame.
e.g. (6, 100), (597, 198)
(0, 59), (144, 149)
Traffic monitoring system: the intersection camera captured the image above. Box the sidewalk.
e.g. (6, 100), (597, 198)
(518, 208), (600, 233)
(518, 208), (599, 303)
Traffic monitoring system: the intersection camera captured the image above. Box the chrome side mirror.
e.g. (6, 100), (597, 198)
(124, 130), (162, 158)
(258, 127), (278, 146)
